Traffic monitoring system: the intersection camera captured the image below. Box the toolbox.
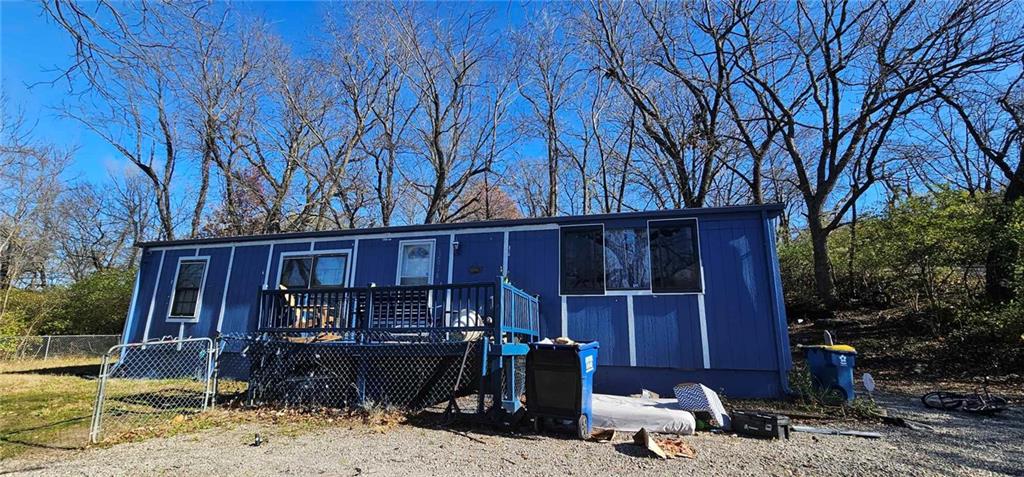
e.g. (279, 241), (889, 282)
(731, 411), (791, 439)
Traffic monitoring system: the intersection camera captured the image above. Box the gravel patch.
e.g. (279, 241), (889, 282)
(2, 392), (1021, 476)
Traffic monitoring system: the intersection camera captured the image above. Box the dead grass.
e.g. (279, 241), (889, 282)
(0, 358), (409, 462)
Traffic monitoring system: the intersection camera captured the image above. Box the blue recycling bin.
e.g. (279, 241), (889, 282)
(525, 341), (599, 439)
(802, 345), (857, 402)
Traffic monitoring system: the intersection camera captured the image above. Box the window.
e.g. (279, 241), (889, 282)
(169, 258), (208, 319)
(605, 227), (651, 290)
(397, 241), (434, 286)
(278, 254), (348, 289)
(312, 255), (347, 287)
(649, 219), (702, 293)
(280, 257), (313, 288)
(560, 225), (605, 295)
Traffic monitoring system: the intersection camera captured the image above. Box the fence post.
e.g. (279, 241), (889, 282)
(90, 353), (111, 443)
(43, 336), (52, 360)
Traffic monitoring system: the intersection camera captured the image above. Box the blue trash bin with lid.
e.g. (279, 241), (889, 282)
(525, 341), (599, 439)
(801, 345), (857, 403)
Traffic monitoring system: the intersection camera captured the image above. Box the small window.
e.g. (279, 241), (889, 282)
(170, 259), (208, 319)
(605, 227), (651, 290)
(649, 219), (702, 293)
(560, 225), (605, 295)
(279, 254), (349, 289)
(312, 255), (347, 287)
(398, 241), (434, 286)
(280, 257), (313, 288)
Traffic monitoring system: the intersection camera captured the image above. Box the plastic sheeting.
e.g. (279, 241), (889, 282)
(591, 394), (696, 435)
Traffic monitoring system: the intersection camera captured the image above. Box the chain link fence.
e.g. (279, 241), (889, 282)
(90, 338), (215, 443)
(0, 334), (122, 360)
(217, 332), (485, 415)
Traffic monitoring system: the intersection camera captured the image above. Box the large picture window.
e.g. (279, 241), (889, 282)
(397, 241), (434, 286)
(279, 253), (348, 289)
(604, 227), (651, 290)
(649, 219), (702, 293)
(560, 225), (605, 295)
(169, 258), (208, 319)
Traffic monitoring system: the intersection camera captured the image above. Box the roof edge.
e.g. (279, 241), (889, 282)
(137, 203), (784, 249)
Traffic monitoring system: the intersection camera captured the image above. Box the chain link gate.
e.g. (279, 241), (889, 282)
(90, 338), (216, 443)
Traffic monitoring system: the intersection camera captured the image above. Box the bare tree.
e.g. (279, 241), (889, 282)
(46, 1), (226, 240)
(0, 106), (70, 324)
(389, 5), (518, 224)
(514, 11), (583, 216)
(574, 0), (741, 208)
(728, 0), (1024, 305)
(928, 69), (1024, 300)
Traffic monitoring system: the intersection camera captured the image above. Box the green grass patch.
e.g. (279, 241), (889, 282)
(0, 359), (102, 460)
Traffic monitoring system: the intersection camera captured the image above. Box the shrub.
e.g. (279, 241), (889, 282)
(0, 268), (134, 338)
(45, 268), (135, 335)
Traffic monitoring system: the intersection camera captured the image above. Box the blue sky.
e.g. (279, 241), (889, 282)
(1, 1), (338, 182)
(1, 1), (531, 184)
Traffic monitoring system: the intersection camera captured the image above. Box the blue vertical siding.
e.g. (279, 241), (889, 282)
(313, 240), (354, 251)
(701, 215), (778, 371)
(179, 246), (231, 339)
(353, 238), (398, 286)
(433, 235), (450, 284)
(354, 235), (449, 286)
(566, 296), (630, 366)
(451, 232), (502, 283)
(125, 249), (163, 343)
(145, 249), (198, 340)
(632, 295), (703, 369)
(506, 229), (559, 337)
(222, 244), (271, 334)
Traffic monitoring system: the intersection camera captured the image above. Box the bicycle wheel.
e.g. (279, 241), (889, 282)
(962, 395), (1009, 415)
(922, 391), (964, 410)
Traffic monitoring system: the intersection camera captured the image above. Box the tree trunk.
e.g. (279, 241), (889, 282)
(986, 176), (1024, 302)
(807, 214), (837, 308)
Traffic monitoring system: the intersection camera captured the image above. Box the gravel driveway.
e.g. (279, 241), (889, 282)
(2, 392), (1021, 476)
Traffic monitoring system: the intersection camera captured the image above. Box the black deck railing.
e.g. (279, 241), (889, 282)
(258, 282), (499, 336)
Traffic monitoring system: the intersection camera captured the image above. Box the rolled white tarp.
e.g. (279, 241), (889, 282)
(591, 394), (696, 435)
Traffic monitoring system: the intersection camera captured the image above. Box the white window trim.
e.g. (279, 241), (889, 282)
(558, 223), (606, 296)
(395, 239), (436, 286)
(276, 249), (353, 289)
(166, 255), (211, 323)
(646, 217), (705, 295)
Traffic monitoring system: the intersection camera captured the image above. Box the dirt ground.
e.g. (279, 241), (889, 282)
(1, 389), (1021, 477)
(3, 312), (1021, 476)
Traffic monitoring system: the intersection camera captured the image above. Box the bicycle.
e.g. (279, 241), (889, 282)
(921, 379), (1009, 415)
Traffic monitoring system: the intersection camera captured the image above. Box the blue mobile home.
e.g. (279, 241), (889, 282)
(120, 204), (792, 399)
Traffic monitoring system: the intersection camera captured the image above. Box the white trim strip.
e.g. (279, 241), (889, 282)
(697, 293), (710, 368)
(141, 250), (167, 343)
(215, 246), (237, 333)
(349, 239), (360, 287)
(445, 234), (455, 325)
(561, 296), (568, 337)
(119, 266), (143, 344)
(627, 295), (637, 367)
(263, 244), (275, 289)
(446, 233), (455, 284)
(146, 224), (560, 252)
(502, 230), (509, 275)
